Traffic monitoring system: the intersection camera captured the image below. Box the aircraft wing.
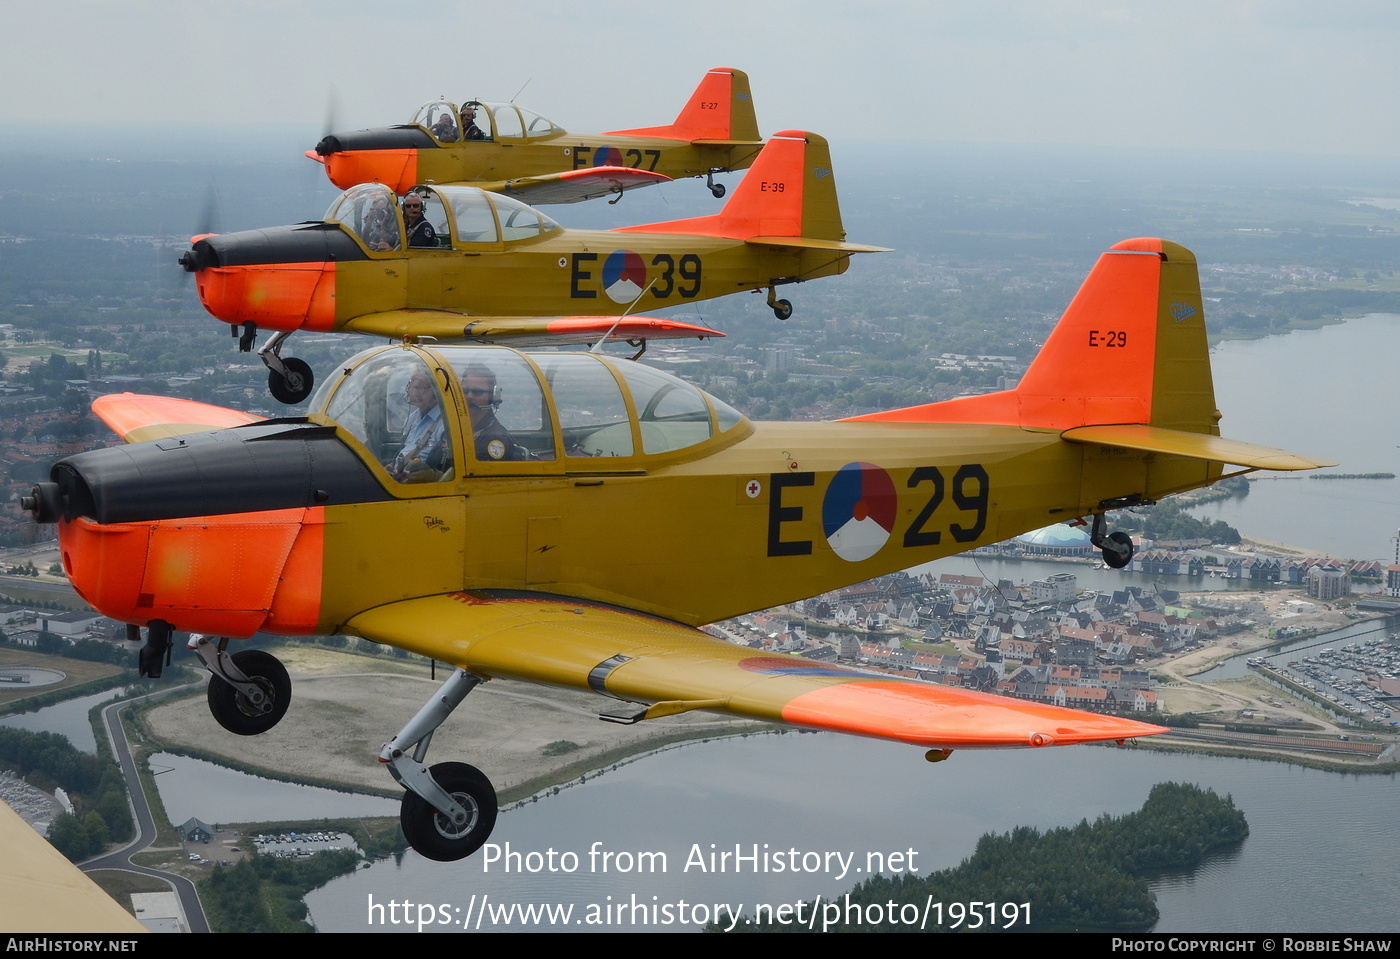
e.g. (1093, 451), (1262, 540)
(486, 167), (672, 205)
(1063, 425), (1338, 471)
(346, 591), (1166, 749)
(0, 801), (145, 933)
(92, 393), (265, 444)
(343, 311), (725, 346)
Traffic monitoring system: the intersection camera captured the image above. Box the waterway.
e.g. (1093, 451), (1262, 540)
(304, 735), (1400, 933)
(1195, 313), (1400, 560)
(0, 687), (123, 753)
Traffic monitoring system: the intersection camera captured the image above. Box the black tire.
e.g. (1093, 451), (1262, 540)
(1102, 530), (1134, 569)
(268, 357), (314, 404)
(773, 298), (793, 320)
(710, 183), (726, 199)
(400, 762), (498, 862)
(207, 650), (291, 736)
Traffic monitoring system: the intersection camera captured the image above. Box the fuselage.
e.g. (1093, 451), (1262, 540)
(315, 97), (762, 194)
(185, 183), (848, 335)
(49, 344), (1214, 641)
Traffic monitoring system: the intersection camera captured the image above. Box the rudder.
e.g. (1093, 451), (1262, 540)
(617, 130), (847, 242)
(606, 67), (760, 143)
(849, 239), (1219, 434)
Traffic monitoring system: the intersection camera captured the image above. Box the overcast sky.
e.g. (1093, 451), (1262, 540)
(6, 1), (1400, 157)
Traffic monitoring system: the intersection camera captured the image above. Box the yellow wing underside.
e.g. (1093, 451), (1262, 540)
(0, 802), (145, 932)
(346, 591), (1165, 750)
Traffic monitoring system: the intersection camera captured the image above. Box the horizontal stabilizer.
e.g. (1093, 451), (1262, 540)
(493, 166), (671, 205)
(747, 235), (892, 254)
(92, 393), (264, 444)
(344, 311), (724, 345)
(1063, 424), (1338, 471)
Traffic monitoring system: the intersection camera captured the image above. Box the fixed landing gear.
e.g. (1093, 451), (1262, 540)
(1089, 513), (1135, 569)
(236, 325), (314, 404)
(259, 330), (314, 404)
(190, 637), (292, 736)
(705, 170), (726, 199)
(765, 286), (793, 320)
(380, 668), (499, 861)
(400, 762), (497, 862)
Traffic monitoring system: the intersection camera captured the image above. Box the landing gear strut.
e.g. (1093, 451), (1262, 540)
(765, 286), (792, 320)
(705, 169), (726, 199)
(258, 330), (315, 405)
(380, 668), (498, 861)
(190, 636), (292, 736)
(1090, 513), (1135, 569)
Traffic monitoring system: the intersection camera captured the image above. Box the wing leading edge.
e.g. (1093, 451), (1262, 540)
(92, 393), (265, 444)
(346, 591), (1165, 749)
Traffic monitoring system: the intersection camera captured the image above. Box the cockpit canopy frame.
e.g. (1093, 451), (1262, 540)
(324, 183), (560, 253)
(309, 344), (750, 487)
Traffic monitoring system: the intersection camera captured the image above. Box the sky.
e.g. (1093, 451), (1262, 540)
(7, 0), (1400, 158)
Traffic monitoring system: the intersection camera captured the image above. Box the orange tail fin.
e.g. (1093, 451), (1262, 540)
(605, 67), (760, 143)
(850, 239), (1218, 433)
(616, 130), (847, 242)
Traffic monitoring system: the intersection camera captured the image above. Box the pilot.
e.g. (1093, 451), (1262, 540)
(430, 109), (459, 142)
(461, 363), (518, 461)
(460, 103), (487, 141)
(392, 369), (451, 482)
(402, 193), (437, 248)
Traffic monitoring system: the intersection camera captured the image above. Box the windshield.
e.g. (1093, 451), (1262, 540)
(319, 349), (454, 484)
(324, 183), (401, 252)
(412, 100), (461, 144)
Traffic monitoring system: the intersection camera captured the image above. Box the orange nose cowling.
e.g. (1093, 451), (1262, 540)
(195, 262), (337, 333)
(59, 507), (325, 637)
(323, 150), (419, 194)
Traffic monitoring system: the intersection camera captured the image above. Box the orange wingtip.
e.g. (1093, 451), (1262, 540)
(781, 681), (1167, 749)
(304, 150), (325, 164)
(545, 316), (724, 339)
(92, 393), (264, 441)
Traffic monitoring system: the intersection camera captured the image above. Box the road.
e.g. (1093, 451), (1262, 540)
(83, 687), (211, 934)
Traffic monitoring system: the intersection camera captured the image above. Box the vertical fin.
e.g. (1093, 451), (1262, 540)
(847, 239), (1219, 434)
(615, 130), (845, 241)
(605, 68), (759, 143)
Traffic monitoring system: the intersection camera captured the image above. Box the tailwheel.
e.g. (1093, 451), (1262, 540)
(1101, 530), (1135, 569)
(400, 762), (498, 861)
(772, 298), (793, 321)
(206, 649), (291, 736)
(710, 182), (726, 199)
(268, 357), (314, 405)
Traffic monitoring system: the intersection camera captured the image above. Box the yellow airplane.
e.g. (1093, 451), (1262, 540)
(183, 129), (887, 405)
(28, 238), (1333, 862)
(306, 67), (763, 202)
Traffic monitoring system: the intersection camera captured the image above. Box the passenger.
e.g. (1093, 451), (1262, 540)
(402, 193), (437, 248)
(392, 369), (451, 481)
(362, 195), (399, 252)
(460, 103), (487, 141)
(430, 109), (458, 142)
(461, 363), (518, 461)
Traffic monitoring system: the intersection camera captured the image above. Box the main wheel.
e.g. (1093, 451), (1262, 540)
(1102, 530), (1134, 569)
(710, 183), (726, 199)
(207, 650), (291, 736)
(268, 357), (314, 404)
(401, 762), (498, 861)
(773, 298), (793, 320)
